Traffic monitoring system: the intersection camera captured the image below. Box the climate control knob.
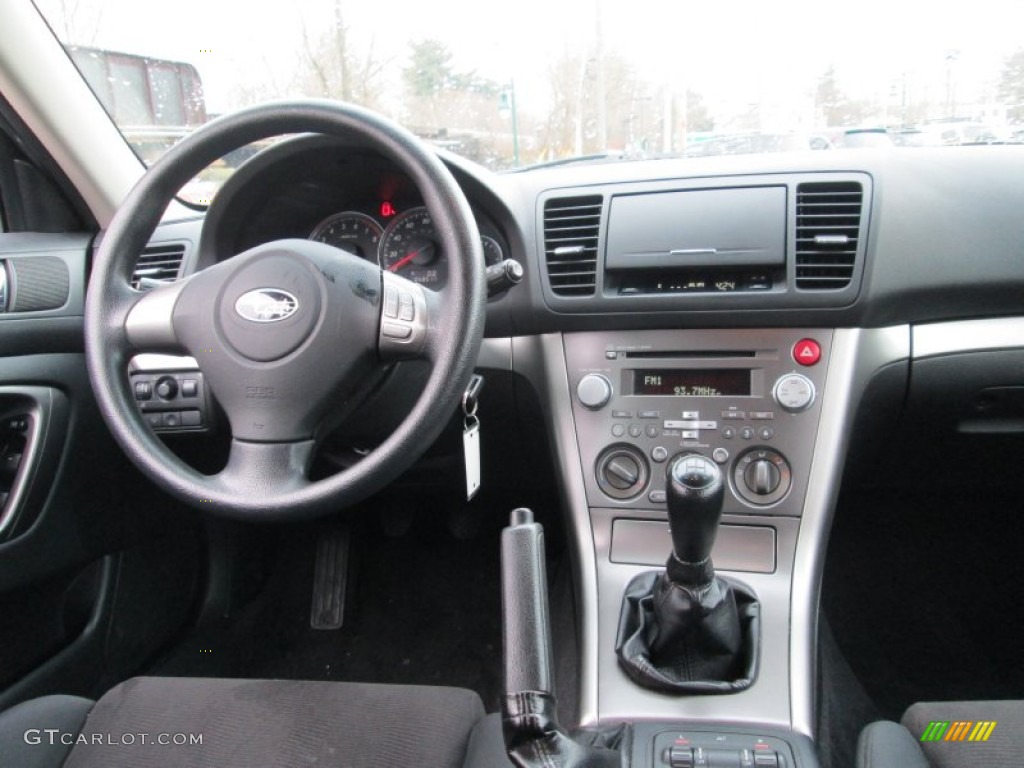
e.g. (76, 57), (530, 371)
(576, 373), (613, 410)
(773, 373), (815, 412)
(734, 448), (791, 506)
(595, 445), (649, 500)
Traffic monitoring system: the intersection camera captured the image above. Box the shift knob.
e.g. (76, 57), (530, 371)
(666, 454), (725, 564)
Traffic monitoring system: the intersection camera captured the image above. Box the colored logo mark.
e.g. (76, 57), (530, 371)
(921, 721), (997, 742)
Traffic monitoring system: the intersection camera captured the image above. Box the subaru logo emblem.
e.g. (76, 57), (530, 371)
(234, 289), (299, 323)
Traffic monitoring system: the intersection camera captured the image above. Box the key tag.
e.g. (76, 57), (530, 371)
(462, 375), (484, 500)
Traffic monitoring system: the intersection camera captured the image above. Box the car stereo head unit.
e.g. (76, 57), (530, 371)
(564, 329), (831, 517)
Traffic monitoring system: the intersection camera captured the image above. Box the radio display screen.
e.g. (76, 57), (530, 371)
(633, 369), (750, 397)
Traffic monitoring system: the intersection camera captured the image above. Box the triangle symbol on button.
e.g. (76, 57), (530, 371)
(800, 347), (815, 357)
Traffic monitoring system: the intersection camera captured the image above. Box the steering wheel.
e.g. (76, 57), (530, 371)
(84, 101), (486, 521)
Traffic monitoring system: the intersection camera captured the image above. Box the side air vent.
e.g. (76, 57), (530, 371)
(543, 195), (602, 296)
(794, 181), (863, 290)
(132, 242), (186, 289)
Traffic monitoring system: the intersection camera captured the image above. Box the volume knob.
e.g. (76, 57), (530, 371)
(576, 373), (612, 410)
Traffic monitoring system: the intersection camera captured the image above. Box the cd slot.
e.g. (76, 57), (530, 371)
(624, 350), (757, 359)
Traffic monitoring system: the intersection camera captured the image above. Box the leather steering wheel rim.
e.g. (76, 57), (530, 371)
(84, 100), (486, 521)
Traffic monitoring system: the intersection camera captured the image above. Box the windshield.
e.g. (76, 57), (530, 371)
(34, 0), (1024, 197)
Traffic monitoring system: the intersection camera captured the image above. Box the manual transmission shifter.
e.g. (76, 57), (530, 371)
(666, 454), (725, 565)
(615, 454), (761, 694)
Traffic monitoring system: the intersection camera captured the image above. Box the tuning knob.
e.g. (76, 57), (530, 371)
(576, 374), (612, 410)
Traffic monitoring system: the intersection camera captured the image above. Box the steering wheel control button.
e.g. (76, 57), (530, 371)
(773, 373), (816, 412)
(712, 447), (730, 464)
(793, 338), (822, 366)
(734, 448), (792, 506)
(382, 322), (412, 340)
(155, 376), (178, 400)
(383, 286), (399, 318)
(576, 373), (613, 410)
(651, 446), (669, 462)
(398, 291), (416, 321)
(134, 381), (152, 400)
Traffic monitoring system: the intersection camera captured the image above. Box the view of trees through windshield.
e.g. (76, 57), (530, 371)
(35, 0), (1024, 193)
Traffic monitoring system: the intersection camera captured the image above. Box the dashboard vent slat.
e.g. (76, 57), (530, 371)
(544, 195), (602, 297)
(132, 242), (186, 289)
(795, 181), (863, 290)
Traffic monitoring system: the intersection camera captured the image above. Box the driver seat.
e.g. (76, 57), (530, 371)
(0, 676), (497, 767)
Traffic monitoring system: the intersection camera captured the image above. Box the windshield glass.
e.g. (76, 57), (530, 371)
(34, 0), (1024, 196)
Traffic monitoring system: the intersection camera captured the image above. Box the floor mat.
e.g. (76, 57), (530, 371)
(823, 486), (1024, 721)
(149, 498), (512, 711)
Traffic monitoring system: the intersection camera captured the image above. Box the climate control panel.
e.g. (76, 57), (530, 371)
(564, 329), (831, 516)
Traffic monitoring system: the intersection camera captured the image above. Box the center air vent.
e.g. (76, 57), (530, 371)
(132, 242), (186, 289)
(794, 181), (863, 290)
(543, 195), (603, 296)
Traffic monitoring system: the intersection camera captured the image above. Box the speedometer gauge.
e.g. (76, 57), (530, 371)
(310, 211), (383, 261)
(379, 207), (447, 289)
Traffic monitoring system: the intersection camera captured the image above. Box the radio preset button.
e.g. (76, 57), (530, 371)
(651, 446), (668, 462)
(611, 424), (625, 437)
(740, 427), (756, 440)
(628, 424), (642, 438)
(645, 425), (659, 438)
(722, 426), (736, 439)
(759, 427), (775, 440)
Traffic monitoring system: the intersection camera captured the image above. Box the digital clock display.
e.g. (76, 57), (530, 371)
(633, 369), (750, 397)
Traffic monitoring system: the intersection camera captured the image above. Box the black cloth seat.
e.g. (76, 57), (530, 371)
(1, 676), (491, 768)
(857, 700), (1024, 768)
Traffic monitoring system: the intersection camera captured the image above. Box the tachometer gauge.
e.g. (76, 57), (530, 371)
(310, 211), (383, 261)
(379, 206), (447, 289)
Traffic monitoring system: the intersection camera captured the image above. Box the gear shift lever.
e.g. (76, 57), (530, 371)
(666, 454), (725, 567)
(615, 454), (761, 694)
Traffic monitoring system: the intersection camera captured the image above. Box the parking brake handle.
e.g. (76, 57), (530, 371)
(501, 508), (624, 768)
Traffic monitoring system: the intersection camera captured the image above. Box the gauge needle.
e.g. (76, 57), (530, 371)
(388, 244), (431, 272)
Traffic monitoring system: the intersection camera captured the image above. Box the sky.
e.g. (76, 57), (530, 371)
(34, 0), (1024, 125)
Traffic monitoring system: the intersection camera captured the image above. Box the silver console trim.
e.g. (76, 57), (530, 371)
(511, 333), (601, 726)
(913, 316), (1024, 359)
(790, 326), (909, 737)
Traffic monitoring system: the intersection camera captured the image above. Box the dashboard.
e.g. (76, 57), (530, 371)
(117, 137), (1024, 738)
(193, 137), (512, 292)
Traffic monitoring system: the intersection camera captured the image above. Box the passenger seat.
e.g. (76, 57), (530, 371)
(857, 700), (1024, 768)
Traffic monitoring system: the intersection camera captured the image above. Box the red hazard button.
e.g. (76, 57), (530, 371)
(793, 339), (821, 366)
